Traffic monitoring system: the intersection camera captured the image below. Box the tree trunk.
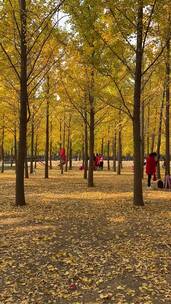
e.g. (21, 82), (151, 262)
(60, 114), (65, 175)
(146, 103), (150, 156)
(25, 146), (29, 179)
(141, 99), (145, 178)
(84, 114), (88, 179)
(69, 140), (72, 170)
(82, 132), (84, 167)
(1, 118), (5, 173)
(30, 117), (34, 174)
(165, 38), (170, 176)
(59, 119), (62, 150)
(34, 137), (38, 169)
(65, 126), (70, 172)
(10, 147), (13, 168)
(88, 68), (95, 187)
(1, 116), (5, 173)
(88, 105), (94, 187)
(133, 0), (144, 206)
(50, 121), (53, 170)
(45, 76), (49, 179)
(59, 119), (63, 174)
(14, 125), (17, 172)
(113, 130), (117, 172)
(151, 107), (157, 153)
(117, 129), (122, 175)
(16, 0), (28, 206)
(107, 139), (110, 171)
(157, 85), (165, 179)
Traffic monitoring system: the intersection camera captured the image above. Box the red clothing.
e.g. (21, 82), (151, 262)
(146, 156), (156, 175)
(59, 148), (66, 163)
(95, 155), (100, 167)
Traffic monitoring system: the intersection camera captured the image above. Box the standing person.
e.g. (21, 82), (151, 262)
(99, 154), (104, 170)
(146, 152), (157, 188)
(95, 153), (100, 170)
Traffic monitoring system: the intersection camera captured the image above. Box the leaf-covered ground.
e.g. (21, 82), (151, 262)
(0, 168), (171, 304)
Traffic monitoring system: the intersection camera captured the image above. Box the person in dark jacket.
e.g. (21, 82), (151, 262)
(146, 152), (157, 188)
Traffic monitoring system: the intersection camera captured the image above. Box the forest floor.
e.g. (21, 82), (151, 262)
(0, 167), (171, 304)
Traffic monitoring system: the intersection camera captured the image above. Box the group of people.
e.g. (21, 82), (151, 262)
(145, 152), (170, 189)
(93, 153), (104, 170)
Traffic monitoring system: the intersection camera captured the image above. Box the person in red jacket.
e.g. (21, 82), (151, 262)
(146, 152), (157, 188)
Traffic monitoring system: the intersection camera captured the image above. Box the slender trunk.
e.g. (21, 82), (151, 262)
(133, 0), (144, 206)
(59, 119), (63, 174)
(88, 68), (95, 187)
(1, 118), (5, 173)
(84, 110), (88, 179)
(59, 119), (62, 150)
(141, 100), (145, 178)
(146, 104), (150, 156)
(165, 38), (170, 176)
(65, 125), (70, 172)
(16, 0), (28, 206)
(10, 147), (13, 168)
(50, 121), (52, 169)
(30, 117), (34, 174)
(151, 107), (157, 153)
(60, 114), (65, 175)
(63, 114), (66, 149)
(69, 140), (72, 170)
(34, 136), (37, 169)
(45, 76), (49, 179)
(82, 139), (85, 167)
(157, 85), (165, 179)
(88, 105), (94, 187)
(107, 141), (110, 171)
(117, 109), (122, 175)
(117, 129), (122, 175)
(25, 145), (29, 179)
(113, 130), (117, 172)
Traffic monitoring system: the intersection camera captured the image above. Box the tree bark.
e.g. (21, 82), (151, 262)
(117, 109), (122, 175)
(65, 121), (70, 172)
(117, 129), (122, 175)
(1, 117), (5, 173)
(84, 110), (88, 179)
(141, 99), (145, 178)
(113, 130), (117, 172)
(10, 147), (13, 168)
(69, 139), (72, 170)
(88, 68), (95, 187)
(146, 104), (150, 156)
(157, 85), (165, 179)
(14, 125), (17, 172)
(165, 38), (170, 176)
(16, 0), (28, 206)
(25, 145), (29, 179)
(45, 76), (50, 179)
(151, 107), (157, 153)
(88, 101), (94, 187)
(50, 121), (53, 170)
(34, 136), (38, 169)
(133, 0), (144, 206)
(30, 116), (34, 174)
(107, 139), (110, 171)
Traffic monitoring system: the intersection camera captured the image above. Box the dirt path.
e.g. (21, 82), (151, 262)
(0, 169), (171, 303)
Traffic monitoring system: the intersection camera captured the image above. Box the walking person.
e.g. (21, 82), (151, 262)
(146, 152), (157, 188)
(99, 154), (104, 170)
